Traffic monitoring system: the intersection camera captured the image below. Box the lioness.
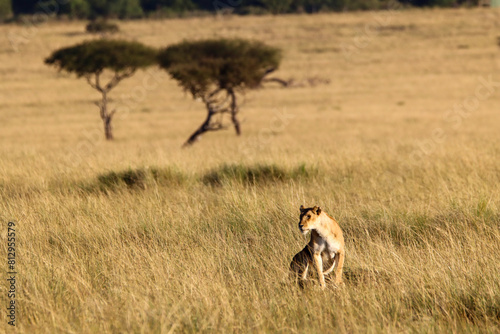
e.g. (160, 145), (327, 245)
(290, 205), (345, 288)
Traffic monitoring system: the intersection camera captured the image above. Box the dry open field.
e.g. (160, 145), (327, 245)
(1, 7), (500, 333)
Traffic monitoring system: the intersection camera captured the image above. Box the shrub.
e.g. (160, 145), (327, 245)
(113, 0), (145, 18)
(95, 167), (188, 192)
(70, 0), (91, 19)
(0, 0), (12, 20)
(260, 0), (292, 13)
(87, 0), (144, 19)
(86, 19), (120, 34)
(202, 163), (316, 186)
(98, 168), (148, 189)
(11, 0), (37, 15)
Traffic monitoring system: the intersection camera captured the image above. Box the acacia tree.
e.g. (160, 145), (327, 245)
(157, 38), (282, 147)
(45, 39), (157, 140)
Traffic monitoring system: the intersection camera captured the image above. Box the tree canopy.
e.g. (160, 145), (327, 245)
(157, 38), (283, 146)
(45, 39), (157, 77)
(157, 38), (282, 98)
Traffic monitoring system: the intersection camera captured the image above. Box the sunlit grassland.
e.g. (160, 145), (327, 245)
(0, 7), (500, 333)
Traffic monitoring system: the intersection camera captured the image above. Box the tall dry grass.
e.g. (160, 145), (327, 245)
(0, 8), (500, 333)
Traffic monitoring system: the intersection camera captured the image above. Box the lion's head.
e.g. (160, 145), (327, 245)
(298, 205), (322, 235)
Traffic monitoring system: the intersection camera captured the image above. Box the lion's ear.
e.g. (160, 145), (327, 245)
(300, 205), (304, 211)
(313, 206), (321, 214)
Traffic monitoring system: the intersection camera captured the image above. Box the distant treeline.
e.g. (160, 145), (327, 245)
(0, 0), (482, 20)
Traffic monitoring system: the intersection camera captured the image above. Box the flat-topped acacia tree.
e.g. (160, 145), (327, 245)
(45, 39), (157, 140)
(157, 38), (282, 147)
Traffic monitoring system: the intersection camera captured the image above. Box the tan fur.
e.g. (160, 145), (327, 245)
(290, 205), (345, 288)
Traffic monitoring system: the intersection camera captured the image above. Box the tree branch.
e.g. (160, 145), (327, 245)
(85, 75), (97, 90)
(203, 88), (223, 103)
(105, 68), (136, 92)
(206, 121), (229, 131)
(259, 67), (291, 87)
(261, 77), (291, 87)
(204, 89), (231, 114)
(263, 67), (277, 76)
(183, 92), (233, 147)
(95, 72), (103, 92)
(86, 72), (104, 92)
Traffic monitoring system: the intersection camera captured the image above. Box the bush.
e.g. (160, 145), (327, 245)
(234, 6), (269, 15)
(11, 0), (37, 15)
(113, 0), (144, 18)
(94, 167), (188, 192)
(0, 0), (12, 20)
(290, 0), (325, 12)
(338, 0), (381, 11)
(86, 19), (120, 34)
(260, 0), (292, 13)
(70, 0), (91, 19)
(144, 0), (196, 13)
(82, 164), (315, 192)
(202, 163), (316, 186)
(98, 168), (148, 189)
(7, 0), (487, 18)
(86, 0), (143, 19)
(407, 0), (456, 6)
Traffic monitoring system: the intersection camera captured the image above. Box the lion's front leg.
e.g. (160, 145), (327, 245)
(313, 253), (325, 288)
(333, 250), (345, 285)
(322, 253), (336, 276)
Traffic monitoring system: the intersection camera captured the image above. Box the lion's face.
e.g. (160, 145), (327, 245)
(298, 205), (322, 235)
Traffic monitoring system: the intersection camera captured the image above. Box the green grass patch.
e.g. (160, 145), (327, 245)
(71, 163), (316, 194)
(98, 168), (148, 190)
(90, 166), (187, 192)
(202, 163), (316, 186)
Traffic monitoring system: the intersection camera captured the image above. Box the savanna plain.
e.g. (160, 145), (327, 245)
(1, 8), (500, 333)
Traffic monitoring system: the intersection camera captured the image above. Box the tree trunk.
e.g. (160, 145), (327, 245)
(183, 106), (215, 147)
(100, 89), (114, 140)
(104, 115), (113, 140)
(228, 89), (241, 136)
(87, 71), (132, 141)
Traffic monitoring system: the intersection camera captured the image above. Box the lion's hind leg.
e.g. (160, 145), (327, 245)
(290, 246), (312, 288)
